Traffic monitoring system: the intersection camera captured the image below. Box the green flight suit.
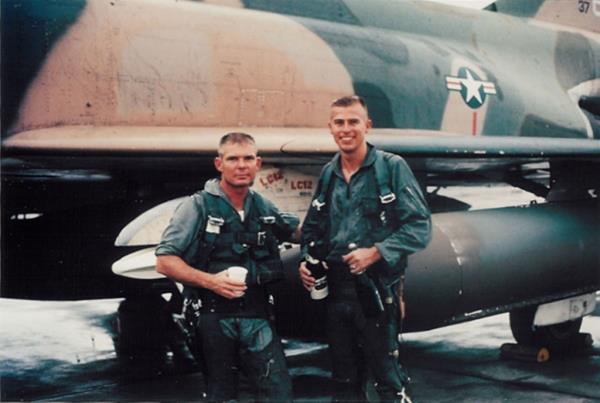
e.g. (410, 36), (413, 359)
(156, 178), (298, 402)
(301, 144), (431, 402)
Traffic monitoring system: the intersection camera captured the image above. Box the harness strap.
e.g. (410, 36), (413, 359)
(373, 150), (399, 227)
(374, 150), (396, 205)
(211, 231), (275, 247)
(195, 190), (281, 266)
(250, 194), (278, 250)
(313, 151), (397, 229)
(194, 192), (222, 267)
(309, 162), (335, 250)
(312, 162), (334, 212)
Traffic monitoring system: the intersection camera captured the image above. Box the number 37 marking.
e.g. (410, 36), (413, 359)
(578, 0), (600, 15)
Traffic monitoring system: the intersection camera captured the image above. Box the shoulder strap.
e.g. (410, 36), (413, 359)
(249, 192), (277, 231)
(248, 193), (273, 240)
(374, 150), (396, 205)
(305, 162), (335, 249)
(250, 191), (272, 219)
(249, 193), (280, 253)
(315, 152), (395, 208)
(312, 162), (334, 212)
(194, 191), (224, 266)
(201, 190), (227, 226)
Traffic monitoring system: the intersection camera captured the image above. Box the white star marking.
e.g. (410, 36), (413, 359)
(445, 68), (497, 108)
(462, 69), (483, 104)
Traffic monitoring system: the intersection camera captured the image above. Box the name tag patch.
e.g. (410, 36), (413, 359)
(206, 215), (224, 234)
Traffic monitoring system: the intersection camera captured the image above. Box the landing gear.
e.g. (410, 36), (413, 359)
(509, 306), (583, 349)
(114, 295), (174, 357)
(113, 293), (198, 372)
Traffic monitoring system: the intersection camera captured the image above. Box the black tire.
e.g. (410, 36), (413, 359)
(509, 306), (537, 346)
(509, 306), (582, 349)
(114, 295), (171, 357)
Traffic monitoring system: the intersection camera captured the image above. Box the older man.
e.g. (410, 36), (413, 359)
(156, 132), (299, 402)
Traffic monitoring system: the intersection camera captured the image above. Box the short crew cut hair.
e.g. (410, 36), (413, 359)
(331, 95), (368, 112)
(218, 132), (256, 155)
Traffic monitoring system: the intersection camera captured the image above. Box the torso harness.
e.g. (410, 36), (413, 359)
(311, 150), (400, 250)
(188, 191), (284, 317)
(309, 150), (404, 314)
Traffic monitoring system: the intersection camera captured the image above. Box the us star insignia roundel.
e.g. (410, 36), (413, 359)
(445, 67), (497, 109)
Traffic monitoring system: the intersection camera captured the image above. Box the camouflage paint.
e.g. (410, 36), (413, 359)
(492, 0), (546, 18)
(238, 0), (596, 137)
(1, 0), (86, 137)
(243, 0), (460, 128)
(3, 0), (598, 141)
(500, 0), (600, 34)
(8, 0), (354, 134)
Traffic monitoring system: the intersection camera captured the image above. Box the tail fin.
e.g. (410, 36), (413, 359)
(490, 0), (599, 34)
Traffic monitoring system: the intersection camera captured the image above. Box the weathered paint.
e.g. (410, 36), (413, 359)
(498, 0), (600, 34)
(3, 0), (599, 142)
(2, 0), (599, 306)
(9, 0), (354, 134)
(1, 0), (86, 133)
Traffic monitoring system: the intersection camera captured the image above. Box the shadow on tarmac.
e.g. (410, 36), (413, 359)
(1, 298), (599, 402)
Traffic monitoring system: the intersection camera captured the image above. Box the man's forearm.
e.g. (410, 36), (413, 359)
(156, 255), (210, 289)
(375, 215), (431, 268)
(157, 255), (248, 300)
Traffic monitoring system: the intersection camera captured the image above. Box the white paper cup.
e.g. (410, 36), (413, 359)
(227, 266), (248, 297)
(227, 266), (248, 283)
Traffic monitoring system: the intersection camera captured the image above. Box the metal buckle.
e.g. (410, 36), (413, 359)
(312, 199), (326, 211)
(379, 193), (396, 204)
(260, 216), (276, 224)
(207, 215), (225, 226)
(257, 231), (266, 246)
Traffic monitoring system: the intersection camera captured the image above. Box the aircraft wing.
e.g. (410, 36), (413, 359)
(5, 126), (600, 160)
(285, 129), (600, 159)
(6, 126), (598, 203)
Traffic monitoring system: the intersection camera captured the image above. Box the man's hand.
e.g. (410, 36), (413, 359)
(206, 270), (247, 299)
(342, 246), (381, 275)
(156, 256), (247, 299)
(298, 261), (316, 291)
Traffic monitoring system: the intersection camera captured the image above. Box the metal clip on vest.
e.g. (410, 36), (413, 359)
(311, 198), (326, 211)
(379, 193), (396, 204)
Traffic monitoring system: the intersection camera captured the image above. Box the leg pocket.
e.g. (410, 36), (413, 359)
(254, 337), (292, 401)
(240, 319), (292, 401)
(245, 319), (273, 353)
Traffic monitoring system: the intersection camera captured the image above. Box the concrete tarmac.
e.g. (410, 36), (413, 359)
(1, 297), (599, 402)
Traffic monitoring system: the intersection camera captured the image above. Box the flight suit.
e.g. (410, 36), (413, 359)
(156, 178), (298, 402)
(302, 144), (431, 402)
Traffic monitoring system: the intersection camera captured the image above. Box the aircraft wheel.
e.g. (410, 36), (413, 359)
(114, 295), (172, 358)
(509, 306), (537, 345)
(509, 306), (582, 348)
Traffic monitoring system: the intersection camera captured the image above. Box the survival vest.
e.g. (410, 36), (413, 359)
(188, 190), (284, 315)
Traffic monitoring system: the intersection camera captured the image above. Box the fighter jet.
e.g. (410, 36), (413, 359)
(2, 0), (599, 352)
